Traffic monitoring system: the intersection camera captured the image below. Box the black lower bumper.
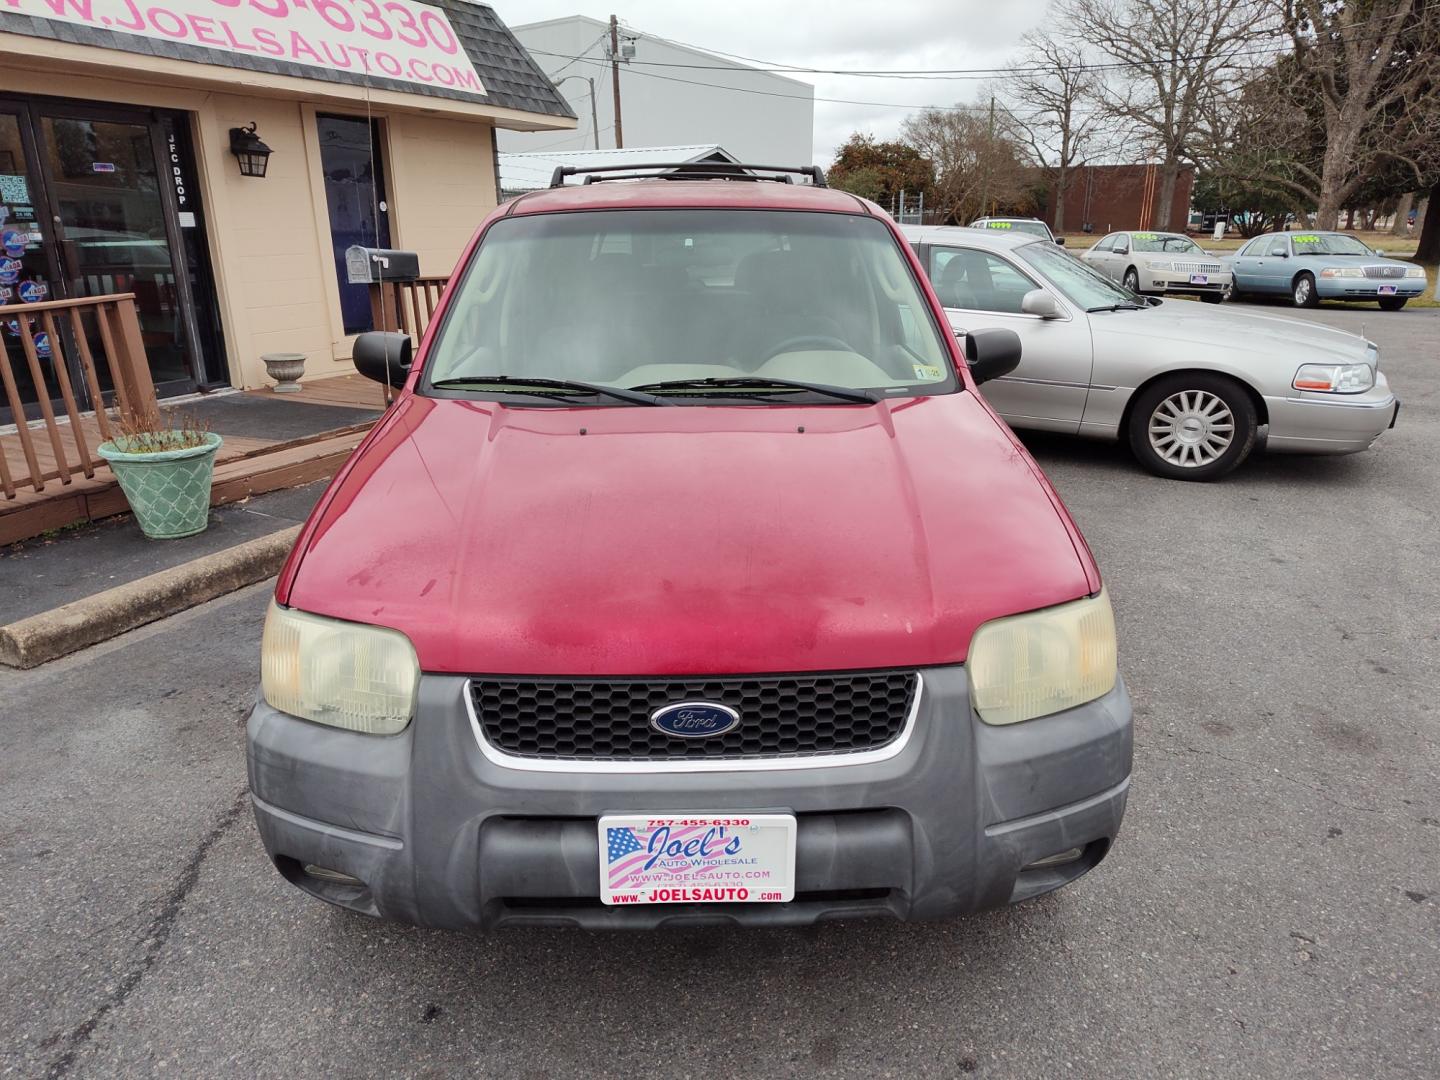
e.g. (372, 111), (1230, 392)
(247, 668), (1133, 930)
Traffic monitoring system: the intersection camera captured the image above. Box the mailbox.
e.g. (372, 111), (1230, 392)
(345, 246), (420, 285)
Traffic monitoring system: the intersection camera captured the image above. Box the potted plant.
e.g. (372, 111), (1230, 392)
(97, 413), (223, 540)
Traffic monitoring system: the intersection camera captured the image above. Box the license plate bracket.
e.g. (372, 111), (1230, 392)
(1190, 273), (1209, 285)
(598, 813), (797, 905)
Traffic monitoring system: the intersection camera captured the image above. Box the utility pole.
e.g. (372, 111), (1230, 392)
(979, 95), (995, 217)
(609, 14), (624, 149)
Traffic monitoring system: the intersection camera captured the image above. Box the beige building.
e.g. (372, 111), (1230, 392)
(0, 0), (572, 416)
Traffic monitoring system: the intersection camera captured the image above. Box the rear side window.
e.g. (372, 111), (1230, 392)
(425, 210), (956, 396)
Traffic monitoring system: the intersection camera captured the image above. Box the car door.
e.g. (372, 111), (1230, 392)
(1253, 235), (1292, 292)
(1230, 236), (1266, 290)
(927, 244), (1093, 433)
(1084, 234), (1115, 277)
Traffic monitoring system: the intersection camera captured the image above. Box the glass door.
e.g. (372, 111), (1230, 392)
(37, 110), (195, 398)
(0, 106), (67, 421)
(0, 95), (224, 424)
(317, 114), (392, 334)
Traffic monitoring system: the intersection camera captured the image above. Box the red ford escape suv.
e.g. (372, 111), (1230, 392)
(248, 162), (1132, 930)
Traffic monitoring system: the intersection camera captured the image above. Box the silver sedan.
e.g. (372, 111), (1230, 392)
(901, 225), (1399, 480)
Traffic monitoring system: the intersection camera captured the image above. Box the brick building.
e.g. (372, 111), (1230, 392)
(1044, 164), (1196, 234)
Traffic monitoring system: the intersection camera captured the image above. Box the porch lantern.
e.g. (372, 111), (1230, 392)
(228, 123), (273, 178)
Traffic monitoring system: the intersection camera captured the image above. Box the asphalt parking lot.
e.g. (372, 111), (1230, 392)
(2, 305), (1436, 1079)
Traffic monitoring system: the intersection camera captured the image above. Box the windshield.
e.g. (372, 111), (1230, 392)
(1131, 233), (1201, 254)
(1017, 241), (1138, 309)
(976, 220), (1051, 239)
(423, 209), (955, 402)
(1291, 232), (1372, 256)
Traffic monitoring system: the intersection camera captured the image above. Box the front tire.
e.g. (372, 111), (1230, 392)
(1378, 297), (1408, 311)
(1127, 373), (1258, 481)
(1292, 272), (1319, 308)
(1123, 267), (1141, 294)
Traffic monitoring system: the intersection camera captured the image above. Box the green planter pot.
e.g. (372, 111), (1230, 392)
(97, 432), (224, 540)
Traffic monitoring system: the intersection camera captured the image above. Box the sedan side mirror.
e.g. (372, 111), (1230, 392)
(1020, 289), (1062, 319)
(1374, 247), (1386, 256)
(1055, 236), (1066, 246)
(1114, 244), (1128, 255)
(964, 327), (1022, 385)
(353, 331), (413, 389)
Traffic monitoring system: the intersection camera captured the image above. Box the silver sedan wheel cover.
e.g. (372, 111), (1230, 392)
(1295, 278), (1311, 304)
(1148, 391), (1235, 467)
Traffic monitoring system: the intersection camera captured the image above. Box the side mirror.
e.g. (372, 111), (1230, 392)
(352, 331), (412, 389)
(1020, 289), (1062, 319)
(1115, 245), (1128, 255)
(964, 327), (1022, 385)
(1055, 236), (1066, 246)
(1374, 247), (1386, 256)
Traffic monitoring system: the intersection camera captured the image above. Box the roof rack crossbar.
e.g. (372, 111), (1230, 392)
(549, 162), (827, 188)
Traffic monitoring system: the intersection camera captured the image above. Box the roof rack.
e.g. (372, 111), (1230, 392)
(548, 162), (827, 189)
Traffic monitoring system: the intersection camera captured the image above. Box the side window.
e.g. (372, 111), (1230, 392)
(1238, 237), (1266, 257)
(930, 247), (1039, 314)
(1267, 237), (1289, 257)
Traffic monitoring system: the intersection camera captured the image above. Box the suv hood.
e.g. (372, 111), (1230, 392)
(282, 394), (1094, 676)
(1094, 301), (1373, 363)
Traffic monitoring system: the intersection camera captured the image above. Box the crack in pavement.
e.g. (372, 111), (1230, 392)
(41, 788), (250, 1079)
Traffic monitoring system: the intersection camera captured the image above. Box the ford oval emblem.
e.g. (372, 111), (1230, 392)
(649, 701), (740, 739)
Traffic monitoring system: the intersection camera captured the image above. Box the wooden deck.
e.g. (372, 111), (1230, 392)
(1, 372), (384, 546)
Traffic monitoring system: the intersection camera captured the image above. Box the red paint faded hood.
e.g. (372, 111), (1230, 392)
(279, 393), (1095, 675)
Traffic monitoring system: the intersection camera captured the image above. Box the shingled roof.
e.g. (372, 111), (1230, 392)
(0, 0), (574, 120)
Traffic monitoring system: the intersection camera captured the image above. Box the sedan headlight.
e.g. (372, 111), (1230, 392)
(1292, 363), (1375, 394)
(1404, 266), (1426, 279)
(1146, 260), (1174, 271)
(261, 601), (419, 735)
(1319, 267), (1364, 279)
(969, 590), (1118, 726)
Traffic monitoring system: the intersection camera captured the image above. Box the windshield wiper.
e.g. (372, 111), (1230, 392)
(430, 375), (665, 406)
(1086, 301), (1143, 313)
(628, 377), (878, 404)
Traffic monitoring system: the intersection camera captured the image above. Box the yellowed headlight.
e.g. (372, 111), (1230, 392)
(969, 589), (1118, 726)
(261, 601), (418, 735)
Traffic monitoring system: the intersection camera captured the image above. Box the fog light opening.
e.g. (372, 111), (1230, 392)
(1024, 847), (1084, 870)
(303, 863), (365, 888)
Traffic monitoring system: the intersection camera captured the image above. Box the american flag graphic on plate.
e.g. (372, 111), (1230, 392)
(598, 813), (796, 906)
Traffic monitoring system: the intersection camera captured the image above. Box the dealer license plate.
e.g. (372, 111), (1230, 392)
(1378, 284), (1397, 295)
(598, 813), (796, 905)
(1190, 273), (1209, 285)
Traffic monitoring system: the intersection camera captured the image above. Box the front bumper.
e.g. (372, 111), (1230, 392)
(1264, 371), (1399, 454)
(247, 669), (1132, 930)
(1315, 279), (1425, 300)
(1145, 272), (1229, 296)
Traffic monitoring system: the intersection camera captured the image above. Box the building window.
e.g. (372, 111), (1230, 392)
(317, 114), (391, 334)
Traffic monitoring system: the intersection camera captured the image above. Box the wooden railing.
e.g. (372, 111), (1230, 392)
(0, 293), (159, 500)
(369, 277), (450, 341)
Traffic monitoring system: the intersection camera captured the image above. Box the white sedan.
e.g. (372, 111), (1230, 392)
(1081, 230), (1230, 303)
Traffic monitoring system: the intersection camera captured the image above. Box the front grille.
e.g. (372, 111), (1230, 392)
(1363, 265), (1404, 279)
(470, 672), (918, 761)
(1173, 260), (1223, 274)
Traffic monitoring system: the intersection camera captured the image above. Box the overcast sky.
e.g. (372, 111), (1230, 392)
(489, 1), (1054, 164)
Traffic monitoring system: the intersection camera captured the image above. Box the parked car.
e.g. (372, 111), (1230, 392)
(1079, 230), (1230, 303)
(969, 217), (1064, 245)
(902, 224), (1398, 480)
(248, 166), (1133, 931)
(1228, 231), (1428, 310)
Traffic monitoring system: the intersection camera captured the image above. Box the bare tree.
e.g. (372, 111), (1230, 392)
(1279, 0), (1440, 229)
(999, 32), (1106, 231)
(1061, 0), (1272, 227)
(901, 108), (1036, 225)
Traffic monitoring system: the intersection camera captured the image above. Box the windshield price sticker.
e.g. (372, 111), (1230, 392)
(986, 221), (1013, 229)
(10, 0), (485, 94)
(1293, 235), (1321, 243)
(1133, 232), (1158, 241)
(599, 813), (796, 905)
